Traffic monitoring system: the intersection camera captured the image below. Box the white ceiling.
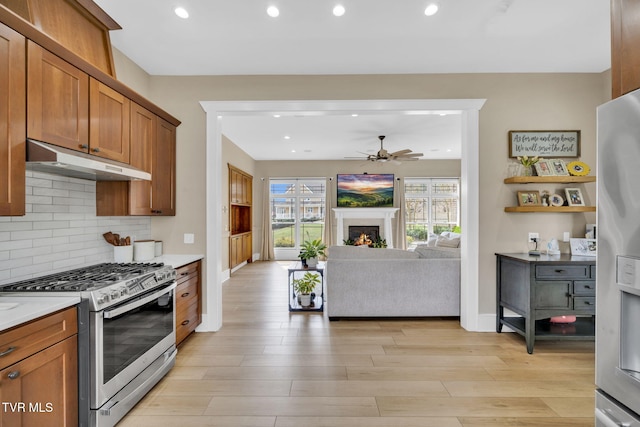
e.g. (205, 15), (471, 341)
(93, 0), (611, 161)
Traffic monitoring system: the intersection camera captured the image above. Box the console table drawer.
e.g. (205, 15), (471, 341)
(574, 281), (596, 295)
(536, 265), (590, 279)
(574, 296), (596, 313)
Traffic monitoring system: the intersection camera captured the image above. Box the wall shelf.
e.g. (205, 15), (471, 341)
(505, 206), (596, 213)
(504, 176), (596, 184)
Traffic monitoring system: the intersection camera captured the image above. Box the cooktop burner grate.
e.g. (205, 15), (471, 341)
(0, 263), (166, 292)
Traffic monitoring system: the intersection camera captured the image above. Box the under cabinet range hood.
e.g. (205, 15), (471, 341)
(26, 139), (151, 181)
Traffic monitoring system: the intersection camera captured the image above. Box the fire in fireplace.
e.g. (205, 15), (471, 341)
(348, 226), (380, 246)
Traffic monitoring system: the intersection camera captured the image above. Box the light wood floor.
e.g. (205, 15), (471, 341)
(120, 261), (596, 427)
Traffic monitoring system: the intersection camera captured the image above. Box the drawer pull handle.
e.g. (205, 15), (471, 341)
(583, 301), (594, 305)
(181, 292), (190, 298)
(181, 320), (190, 326)
(0, 346), (16, 357)
(7, 371), (20, 380)
(583, 285), (592, 289)
(555, 269), (566, 273)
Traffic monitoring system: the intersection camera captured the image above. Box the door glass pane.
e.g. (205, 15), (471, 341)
(272, 196), (295, 248)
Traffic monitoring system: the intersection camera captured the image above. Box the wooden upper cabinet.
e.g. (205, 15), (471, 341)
(229, 166), (252, 205)
(89, 77), (130, 163)
(27, 41), (89, 152)
(0, 23), (26, 216)
(611, 0), (640, 98)
(127, 102), (155, 215)
(151, 117), (176, 215)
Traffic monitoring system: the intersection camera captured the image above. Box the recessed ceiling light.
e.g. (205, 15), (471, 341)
(351, 114), (359, 117)
(267, 6), (280, 17)
(273, 114), (281, 118)
(291, 149), (296, 153)
(424, 3), (439, 16)
(333, 4), (346, 17)
(174, 7), (189, 19)
(284, 135), (291, 140)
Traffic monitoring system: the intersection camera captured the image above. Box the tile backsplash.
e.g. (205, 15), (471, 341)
(0, 171), (151, 284)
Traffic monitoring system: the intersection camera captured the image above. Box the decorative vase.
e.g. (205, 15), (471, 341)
(522, 165), (533, 176)
(306, 257), (318, 268)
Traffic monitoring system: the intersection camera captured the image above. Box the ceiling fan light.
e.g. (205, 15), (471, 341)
(424, 3), (439, 16)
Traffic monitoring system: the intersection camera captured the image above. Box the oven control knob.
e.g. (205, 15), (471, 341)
(110, 290), (120, 300)
(97, 293), (110, 305)
(119, 286), (128, 296)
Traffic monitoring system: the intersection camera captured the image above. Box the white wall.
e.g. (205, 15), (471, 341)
(0, 171), (152, 284)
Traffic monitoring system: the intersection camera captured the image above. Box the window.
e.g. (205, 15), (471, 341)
(405, 178), (460, 248)
(270, 179), (326, 257)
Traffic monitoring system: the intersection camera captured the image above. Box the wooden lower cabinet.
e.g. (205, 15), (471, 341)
(230, 232), (252, 270)
(0, 307), (78, 426)
(176, 261), (202, 346)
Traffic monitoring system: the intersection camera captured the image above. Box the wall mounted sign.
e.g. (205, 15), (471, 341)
(508, 130), (580, 158)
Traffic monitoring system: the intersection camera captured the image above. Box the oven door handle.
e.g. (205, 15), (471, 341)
(103, 282), (177, 319)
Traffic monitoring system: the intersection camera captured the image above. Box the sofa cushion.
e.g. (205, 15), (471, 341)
(413, 245), (461, 259)
(435, 234), (461, 248)
(328, 245), (419, 260)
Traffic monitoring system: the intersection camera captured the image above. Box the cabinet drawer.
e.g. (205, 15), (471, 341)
(176, 300), (199, 345)
(535, 281), (571, 309)
(574, 281), (596, 296)
(573, 297), (596, 313)
(0, 307), (77, 370)
(176, 277), (199, 307)
(176, 262), (199, 285)
(536, 265), (590, 279)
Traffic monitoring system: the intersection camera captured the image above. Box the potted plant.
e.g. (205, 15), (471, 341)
(292, 271), (321, 307)
(298, 239), (327, 268)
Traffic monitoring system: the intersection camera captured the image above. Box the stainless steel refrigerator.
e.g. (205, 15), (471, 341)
(596, 88), (640, 426)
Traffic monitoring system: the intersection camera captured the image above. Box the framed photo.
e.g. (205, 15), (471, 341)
(565, 188), (585, 206)
(549, 193), (564, 207)
(517, 191), (541, 206)
(508, 130), (581, 158)
(534, 160), (554, 176)
(549, 159), (569, 176)
(570, 238), (596, 257)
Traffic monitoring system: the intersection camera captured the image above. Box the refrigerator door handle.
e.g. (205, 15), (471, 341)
(597, 408), (633, 427)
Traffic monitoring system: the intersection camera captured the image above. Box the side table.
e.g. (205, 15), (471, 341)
(288, 261), (324, 312)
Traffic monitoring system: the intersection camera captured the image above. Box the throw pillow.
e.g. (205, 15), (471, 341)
(435, 235), (460, 248)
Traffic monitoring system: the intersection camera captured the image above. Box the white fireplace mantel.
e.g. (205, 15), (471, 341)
(333, 207), (398, 248)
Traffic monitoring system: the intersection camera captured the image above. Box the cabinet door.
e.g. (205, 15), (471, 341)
(534, 281), (571, 309)
(0, 23), (26, 216)
(27, 41), (89, 152)
(243, 174), (252, 204)
(612, 0), (640, 98)
(128, 102), (155, 215)
(89, 78), (130, 163)
(0, 337), (78, 427)
(151, 117), (176, 215)
(243, 233), (252, 263)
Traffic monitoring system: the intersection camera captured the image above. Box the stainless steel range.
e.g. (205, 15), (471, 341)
(0, 262), (178, 427)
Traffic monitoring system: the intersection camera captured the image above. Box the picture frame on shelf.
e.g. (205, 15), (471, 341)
(549, 193), (564, 207)
(565, 188), (585, 206)
(534, 160), (554, 176)
(517, 191), (541, 206)
(549, 159), (570, 176)
(570, 238), (597, 257)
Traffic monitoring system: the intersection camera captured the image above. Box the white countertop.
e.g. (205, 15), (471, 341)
(151, 254), (204, 269)
(0, 296), (81, 332)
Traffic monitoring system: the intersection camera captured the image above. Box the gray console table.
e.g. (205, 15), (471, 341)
(495, 253), (596, 354)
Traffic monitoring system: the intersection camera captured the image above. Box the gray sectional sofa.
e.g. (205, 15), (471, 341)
(325, 245), (461, 320)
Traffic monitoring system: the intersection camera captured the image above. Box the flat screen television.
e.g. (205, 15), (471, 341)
(336, 174), (394, 207)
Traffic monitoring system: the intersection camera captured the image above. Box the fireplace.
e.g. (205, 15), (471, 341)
(348, 226), (380, 246)
(332, 208), (399, 248)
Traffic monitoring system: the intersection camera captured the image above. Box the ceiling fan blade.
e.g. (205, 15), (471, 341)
(390, 149), (412, 156)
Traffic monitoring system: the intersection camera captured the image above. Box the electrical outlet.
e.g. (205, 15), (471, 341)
(528, 232), (539, 243)
(184, 233), (195, 244)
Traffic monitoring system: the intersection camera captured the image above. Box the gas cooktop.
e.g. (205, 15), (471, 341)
(0, 263), (177, 310)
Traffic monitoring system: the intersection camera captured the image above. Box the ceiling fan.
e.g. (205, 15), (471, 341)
(346, 135), (424, 163)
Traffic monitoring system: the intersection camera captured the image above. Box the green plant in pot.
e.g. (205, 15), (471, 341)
(293, 271), (321, 307)
(298, 239), (327, 268)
